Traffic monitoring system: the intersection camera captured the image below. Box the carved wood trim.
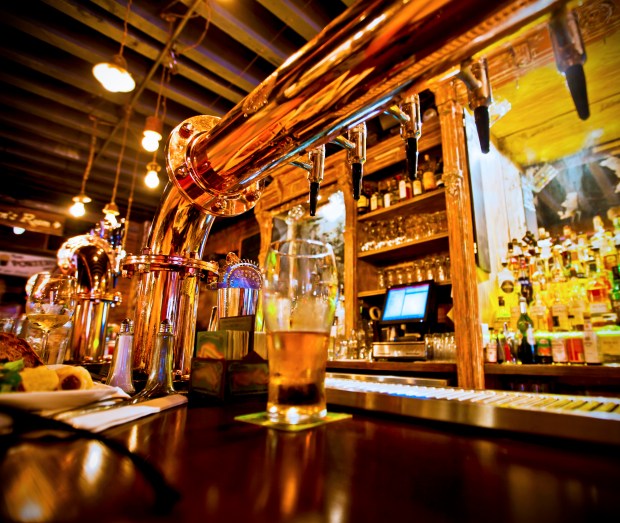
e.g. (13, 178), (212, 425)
(433, 80), (485, 390)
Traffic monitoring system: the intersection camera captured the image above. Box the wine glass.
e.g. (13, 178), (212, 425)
(26, 273), (76, 364)
(262, 239), (339, 425)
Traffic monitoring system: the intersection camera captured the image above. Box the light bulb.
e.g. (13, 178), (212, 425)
(104, 212), (118, 227)
(145, 169), (160, 188)
(13, 227), (25, 235)
(142, 131), (161, 152)
(69, 200), (86, 217)
(92, 55), (135, 93)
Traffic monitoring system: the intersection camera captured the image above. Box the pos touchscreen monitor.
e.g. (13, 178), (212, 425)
(381, 281), (434, 325)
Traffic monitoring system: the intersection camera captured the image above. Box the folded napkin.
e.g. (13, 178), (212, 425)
(62, 394), (188, 432)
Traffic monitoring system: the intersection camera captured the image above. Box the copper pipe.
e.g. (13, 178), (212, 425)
(169, 0), (560, 209)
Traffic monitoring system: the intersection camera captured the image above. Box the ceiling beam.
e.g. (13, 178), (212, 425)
(88, 0), (263, 93)
(257, 0), (324, 41)
(181, 0), (292, 66)
(43, 0), (246, 104)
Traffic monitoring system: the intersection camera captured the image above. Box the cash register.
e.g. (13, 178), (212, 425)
(372, 281), (435, 360)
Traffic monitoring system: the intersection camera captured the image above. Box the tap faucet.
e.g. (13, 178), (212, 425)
(307, 144), (325, 216)
(548, 6), (589, 120)
(399, 94), (422, 180)
(458, 57), (492, 154)
(347, 122), (367, 201)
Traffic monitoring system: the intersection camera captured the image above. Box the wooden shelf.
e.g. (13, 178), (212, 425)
(358, 232), (449, 263)
(358, 188), (446, 222)
(484, 364), (620, 379)
(327, 360), (457, 373)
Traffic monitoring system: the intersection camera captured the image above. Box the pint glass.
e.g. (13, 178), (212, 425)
(262, 239), (338, 424)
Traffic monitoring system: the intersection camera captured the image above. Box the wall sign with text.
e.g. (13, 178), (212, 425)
(0, 251), (57, 277)
(0, 204), (65, 236)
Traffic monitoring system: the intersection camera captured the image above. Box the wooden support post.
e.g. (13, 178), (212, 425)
(433, 80), (485, 390)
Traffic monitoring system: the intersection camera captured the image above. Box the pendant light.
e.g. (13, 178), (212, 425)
(93, 0), (135, 93)
(69, 116), (97, 218)
(145, 157), (161, 188)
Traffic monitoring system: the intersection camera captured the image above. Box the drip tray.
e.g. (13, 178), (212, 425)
(325, 372), (620, 446)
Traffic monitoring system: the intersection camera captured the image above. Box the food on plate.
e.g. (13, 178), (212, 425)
(1, 359), (95, 393)
(55, 365), (94, 390)
(0, 332), (44, 368)
(19, 365), (60, 392)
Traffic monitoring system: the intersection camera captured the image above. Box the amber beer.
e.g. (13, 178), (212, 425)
(262, 239), (338, 425)
(266, 331), (329, 423)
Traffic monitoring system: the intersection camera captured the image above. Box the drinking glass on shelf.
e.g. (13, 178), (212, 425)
(26, 273), (76, 364)
(262, 239), (338, 425)
(377, 268), (386, 289)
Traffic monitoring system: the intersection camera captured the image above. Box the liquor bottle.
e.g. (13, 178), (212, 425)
(357, 184), (370, 215)
(582, 314), (601, 364)
(609, 266), (620, 321)
(502, 322), (517, 364)
(517, 255), (533, 304)
(530, 293), (550, 332)
(518, 323), (536, 364)
(434, 156), (444, 187)
(517, 297), (533, 337)
(550, 291), (571, 331)
(421, 153), (437, 192)
(535, 331), (553, 364)
(493, 296), (511, 333)
(495, 329), (505, 363)
(383, 180), (394, 208)
(370, 184), (383, 211)
(398, 175), (412, 201)
(485, 328), (498, 363)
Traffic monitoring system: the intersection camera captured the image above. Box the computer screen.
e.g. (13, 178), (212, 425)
(381, 282), (432, 323)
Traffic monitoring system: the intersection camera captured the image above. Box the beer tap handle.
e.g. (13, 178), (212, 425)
(399, 94), (422, 180)
(307, 144), (325, 217)
(347, 122), (367, 201)
(549, 6), (589, 120)
(458, 58), (492, 154)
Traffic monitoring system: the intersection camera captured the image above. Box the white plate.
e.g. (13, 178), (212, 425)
(0, 383), (126, 411)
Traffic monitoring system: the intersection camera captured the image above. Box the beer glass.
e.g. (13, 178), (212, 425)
(262, 239), (338, 425)
(26, 273), (76, 364)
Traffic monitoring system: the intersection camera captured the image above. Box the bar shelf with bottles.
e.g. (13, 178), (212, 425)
(484, 216), (620, 375)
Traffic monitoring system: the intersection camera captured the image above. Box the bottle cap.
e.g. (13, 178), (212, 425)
(159, 318), (174, 334)
(120, 318), (134, 334)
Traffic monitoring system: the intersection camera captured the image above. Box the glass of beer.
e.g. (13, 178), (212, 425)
(262, 239), (338, 425)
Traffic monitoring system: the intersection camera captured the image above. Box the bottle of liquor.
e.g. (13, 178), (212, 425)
(502, 322), (517, 364)
(517, 297), (535, 363)
(493, 296), (511, 333)
(535, 330), (553, 364)
(517, 255), (533, 304)
(398, 175), (412, 201)
(357, 183), (370, 215)
(421, 154), (437, 192)
(530, 293), (550, 332)
(519, 323), (536, 364)
(383, 179), (394, 208)
(370, 184), (383, 212)
(550, 291), (571, 331)
(485, 328), (498, 363)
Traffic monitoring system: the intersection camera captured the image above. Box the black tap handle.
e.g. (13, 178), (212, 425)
(309, 181), (320, 216)
(352, 162), (363, 200)
(405, 137), (419, 180)
(565, 64), (589, 120)
(474, 105), (490, 154)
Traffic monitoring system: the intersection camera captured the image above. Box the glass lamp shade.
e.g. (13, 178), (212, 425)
(141, 116), (163, 152)
(145, 161), (161, 188)
(93, 54), (136, 93)
(69, 193), (92, 218)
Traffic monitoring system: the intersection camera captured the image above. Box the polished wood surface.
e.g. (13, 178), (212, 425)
(2, 402), (618, 522)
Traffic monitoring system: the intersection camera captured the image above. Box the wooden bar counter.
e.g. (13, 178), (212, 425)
(2, 399), (618, 522)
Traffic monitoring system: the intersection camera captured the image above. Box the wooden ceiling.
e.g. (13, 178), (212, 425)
(0, 0), (351, 236)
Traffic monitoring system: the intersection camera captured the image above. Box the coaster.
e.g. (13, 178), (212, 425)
(235, 411), (352, 432)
